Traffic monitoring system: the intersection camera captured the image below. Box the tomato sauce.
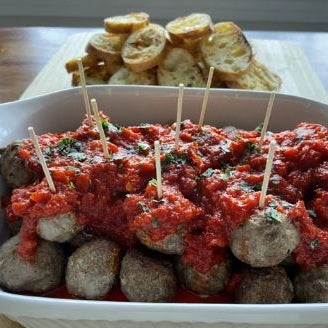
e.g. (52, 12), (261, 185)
(2, 116), (328, 300)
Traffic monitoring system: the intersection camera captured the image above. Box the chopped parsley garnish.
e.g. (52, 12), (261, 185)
(270, 175), (280, 185)
(221, 167), (231, 181)
(148, 178), (158, 187)
(309, 239), (319, 250)
(67, 152), (87, 162)
(138, 142), (150, 154)
(280, 200), (293, 209)
(163, 146), (189, 165)
(138, 123), (151, 129)
(239, 181), (261, 193)
(265, 207), (284, 223)
(65, 166), (81, 173)
(255, 122), (264, 133)
(43, 146), (54, 159)
(202, 168), (215, 178)
(307, 209), (317, 219)
(68, 181), (75, 189)
(246, 141), (258, 152)
(100, 117), (109, 132)
(57, 137), (82, 156)
(218, 141), (231, 154)
(137, 201), (150, 213)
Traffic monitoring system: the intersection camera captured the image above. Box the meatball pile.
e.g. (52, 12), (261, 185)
(1, 118), (328, 303)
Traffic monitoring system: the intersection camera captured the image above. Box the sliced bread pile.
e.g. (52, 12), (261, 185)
(65, 12), (281, 91)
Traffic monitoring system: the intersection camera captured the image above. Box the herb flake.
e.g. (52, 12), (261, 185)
(265, 207), (284, 223)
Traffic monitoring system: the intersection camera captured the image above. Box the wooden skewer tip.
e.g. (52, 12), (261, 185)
(259, 140), (277, 208)
(154, 140), (163, 199)
(28, 127), (56, 193)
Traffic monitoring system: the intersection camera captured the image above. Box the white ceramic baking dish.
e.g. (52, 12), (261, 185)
(1, 85), (328, 328)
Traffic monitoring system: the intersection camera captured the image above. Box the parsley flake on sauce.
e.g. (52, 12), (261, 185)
(137, 201), (150, 213)
(138, 142), (150, 154)
(57, 137), (82, 156)
(202, 168), (215, 178)
(255, 122), (264, 133)
(246, 141), (258, 152)
(307, 209), (317, 219)
(148, 178), (157, 187)
(67, 152), (87, 162)
(309, 239), (319, 250)
(265, 207), (284, 223)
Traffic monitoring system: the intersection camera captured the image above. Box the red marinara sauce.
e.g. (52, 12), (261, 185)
(1, 117), (328, 290)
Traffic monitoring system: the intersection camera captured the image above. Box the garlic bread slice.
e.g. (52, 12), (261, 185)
(157, 48), (205, 87)
(104, 12), (149, 33)
(86, 32), (128, 62)
(72, 64), (111, 86)
(65, 54), (99, 73)
(122, 24), (167, 72)
(200, 21), (252, 80)
(225, 59), (282, 91)
(166, 13), (213, 44)
(109, 66), (156, 85)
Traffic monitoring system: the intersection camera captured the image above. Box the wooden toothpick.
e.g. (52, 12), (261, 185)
(154, 140), (163, 199)
(90, 98), (110, 160)
(77, 58), (92, 126)
(259, 140), (276, 209)
(28, 127), (56, 193)
(175, 83), (184, 149)
(259, 92), (275, 149)
(198, 66), (214, 127)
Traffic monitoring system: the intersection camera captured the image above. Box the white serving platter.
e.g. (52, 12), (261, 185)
(1, 86), (328, 328)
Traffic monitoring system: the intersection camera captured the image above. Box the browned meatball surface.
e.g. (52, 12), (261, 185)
(120, 248), (177, 302)
(37, 212), (83, 243)
(294, 265), (328, 303)
(230, 209), (299, 267)
(136, 229), (184, 255)
(235, 266), (294, 304)
(66, 238), (121, 299)
(0, 141), (36, 188)
(0, 235), (64, 293)
(176, 256), (231, 296)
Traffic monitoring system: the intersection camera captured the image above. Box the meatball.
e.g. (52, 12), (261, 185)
(294, 265), (328, 303)
(235, 266), (294, 304)
(69, 229), (94, 248)
(0, 141), (36, 188)
(0, 235), (64, 293)
(120, 248), (177, 302)
(230, 209), (299, 267)
(176, 256), (231, 296)
(37, 212), (82, 243)
(136, 229), (184, 255)
(65, 239), (120, 299)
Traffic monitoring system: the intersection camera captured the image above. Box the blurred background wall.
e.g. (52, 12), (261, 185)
(1, 0), (327, 31)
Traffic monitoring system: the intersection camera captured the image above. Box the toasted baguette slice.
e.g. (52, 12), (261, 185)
(200, 21), (252, 79)
(65, 54), (99, 73)
(104, 12), (149, 33)
(225, 59), (282, 91)
(109, 66), (156, 85)
(122, 24), (167, 72)
(157, 48), (205, 87)
(72, 65), (111, 86)
(86, 33), (128, 62)
(166, 13), (213, 44)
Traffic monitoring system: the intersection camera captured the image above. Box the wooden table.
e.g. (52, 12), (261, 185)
(0, 27), (327, 104)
